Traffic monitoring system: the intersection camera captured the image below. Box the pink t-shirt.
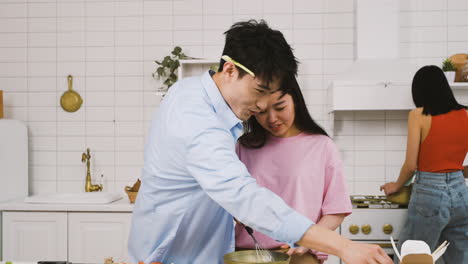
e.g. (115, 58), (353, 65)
(235, 133), (352, 260)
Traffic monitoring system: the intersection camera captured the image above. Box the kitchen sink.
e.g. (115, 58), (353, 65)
(24, 192), (122, 204)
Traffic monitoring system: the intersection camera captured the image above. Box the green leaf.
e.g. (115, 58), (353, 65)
(169, 61), (179, 72)
(6, 261), (12, 264)
(169, 73), (177, 80)
(156, 67), (165, 77)
(162, 56), (171, 65)
(155, 60), (161, 65)
(172, 46), (182, 55)
(163, 79), (172, 86)
(441, 58), (456, 72)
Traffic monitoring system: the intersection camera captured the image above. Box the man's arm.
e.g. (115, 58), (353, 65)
(298, 225), (393, 264)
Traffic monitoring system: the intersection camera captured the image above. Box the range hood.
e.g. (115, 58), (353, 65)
(330, 0), (419, 110)
(338, 0), (419, 83)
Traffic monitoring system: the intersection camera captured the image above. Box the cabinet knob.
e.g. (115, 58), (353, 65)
(383, 224), (393, 234)
(361, 224), (372, 235)
(349, 224), (359, 235)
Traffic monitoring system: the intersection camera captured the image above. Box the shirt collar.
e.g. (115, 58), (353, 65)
(201, 71), (243, 131)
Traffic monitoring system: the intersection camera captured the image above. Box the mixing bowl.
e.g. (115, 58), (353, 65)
(224, 250), (291, 264)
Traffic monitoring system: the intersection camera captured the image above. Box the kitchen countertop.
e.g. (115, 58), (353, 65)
(0, 197), (134, 212)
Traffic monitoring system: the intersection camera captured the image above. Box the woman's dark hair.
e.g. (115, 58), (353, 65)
(218, 19), (298, 87)
(239, 76), (328, 148)
(412, 65), (467, 115)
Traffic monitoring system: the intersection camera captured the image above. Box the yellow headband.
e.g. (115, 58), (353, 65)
(221, 55), (255, 77)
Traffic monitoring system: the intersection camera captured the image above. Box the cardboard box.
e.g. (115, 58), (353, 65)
(392, 238), (448, 264)
(0, 90), (3, 118)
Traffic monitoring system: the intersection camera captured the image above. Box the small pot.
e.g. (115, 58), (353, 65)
(444, 71), (456, 83)
(224, 250), (290, 264)
(60, 75), (83, 112)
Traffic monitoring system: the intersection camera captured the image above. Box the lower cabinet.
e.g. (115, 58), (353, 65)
(69, 213), (132, 263)
(2, 211), (132, 264)
(3, 212), (67, 261)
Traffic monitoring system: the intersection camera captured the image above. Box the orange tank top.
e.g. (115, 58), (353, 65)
(418, 109), (468, 173)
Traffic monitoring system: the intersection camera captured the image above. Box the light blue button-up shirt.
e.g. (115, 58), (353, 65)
(128, 71), (313, 264)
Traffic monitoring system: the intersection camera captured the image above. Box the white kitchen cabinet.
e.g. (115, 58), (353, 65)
(178, 59), (218, 79)
(68, 213), (132, 264)
(330, 81), (414, 111)
(2, 212), (67, 261)
(1, 210), (132, 264)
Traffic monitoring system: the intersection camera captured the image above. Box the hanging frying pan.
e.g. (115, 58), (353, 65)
(60, 75), (83, 112)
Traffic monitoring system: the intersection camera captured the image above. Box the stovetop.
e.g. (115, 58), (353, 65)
(350, 195), (407, 209)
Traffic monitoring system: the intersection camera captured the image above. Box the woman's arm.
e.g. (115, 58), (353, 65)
(381, 109), (421, 195)
(317, 214), (346, 231)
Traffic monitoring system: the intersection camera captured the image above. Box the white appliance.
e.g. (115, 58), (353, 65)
(330, 0), (420, 111)
(0, 119), (28, 260)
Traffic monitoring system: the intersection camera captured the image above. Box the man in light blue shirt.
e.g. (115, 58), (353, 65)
(128, 20), (392, 264)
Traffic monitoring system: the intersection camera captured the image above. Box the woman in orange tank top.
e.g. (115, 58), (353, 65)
(381, 65), (468, 263)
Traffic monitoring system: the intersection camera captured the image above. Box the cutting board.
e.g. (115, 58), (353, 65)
(0, 119), (28, 202)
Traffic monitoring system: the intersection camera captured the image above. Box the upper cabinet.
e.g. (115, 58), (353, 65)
(330, 80), (413, 111)
(178, 59), (218, 79)
(329, 81), (468, 111)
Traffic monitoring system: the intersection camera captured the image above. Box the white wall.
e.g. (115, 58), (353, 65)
(0, 0), (467, 195)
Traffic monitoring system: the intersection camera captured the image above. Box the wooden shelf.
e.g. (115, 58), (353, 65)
(450, 82), (468, 89)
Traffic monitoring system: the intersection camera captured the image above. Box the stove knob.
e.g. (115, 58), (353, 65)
(383, 224), (393, 234)
(349, 225), (359, 235)
(361, 224), (372, 235)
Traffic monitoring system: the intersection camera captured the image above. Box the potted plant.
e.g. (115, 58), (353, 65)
(441, 58), (457, 82)
(153, 46), (187, 93)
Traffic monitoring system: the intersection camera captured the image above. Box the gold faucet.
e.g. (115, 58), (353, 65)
(81, 148), (103, 192)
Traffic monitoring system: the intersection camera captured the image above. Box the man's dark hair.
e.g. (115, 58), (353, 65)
(218, 19), (298, 87)
(412, 65), (467, 116)
(239, 76), (329, 148)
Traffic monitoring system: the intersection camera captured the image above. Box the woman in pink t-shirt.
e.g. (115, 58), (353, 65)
(235, 76), (352, 264)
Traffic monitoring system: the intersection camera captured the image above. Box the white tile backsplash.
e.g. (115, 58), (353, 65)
(355, 136), (385, 151)
(87, 137), (115, 152)
(355, 151), (385, 167)
(354, 166), (385, 182)
(31, 166), (56, 181)
(1, 0), (465, 195)
(86, 122), (114, 137)
(0, 3), (26, 18)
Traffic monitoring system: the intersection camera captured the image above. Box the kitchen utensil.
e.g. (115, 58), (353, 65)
(224, 250), (290, 264)
(387, 184), (412, 205)
(60, 75), (83, 112)
(124, 179), (141, 203)
(390, 236), (402, 261)
(432, 241), (449, 261)
(244, 225), (273, 262)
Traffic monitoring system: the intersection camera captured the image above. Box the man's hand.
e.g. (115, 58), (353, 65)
(279, 244), (308, 256)
(380, 182), (403, 196)
(340, 241), (392, 264)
